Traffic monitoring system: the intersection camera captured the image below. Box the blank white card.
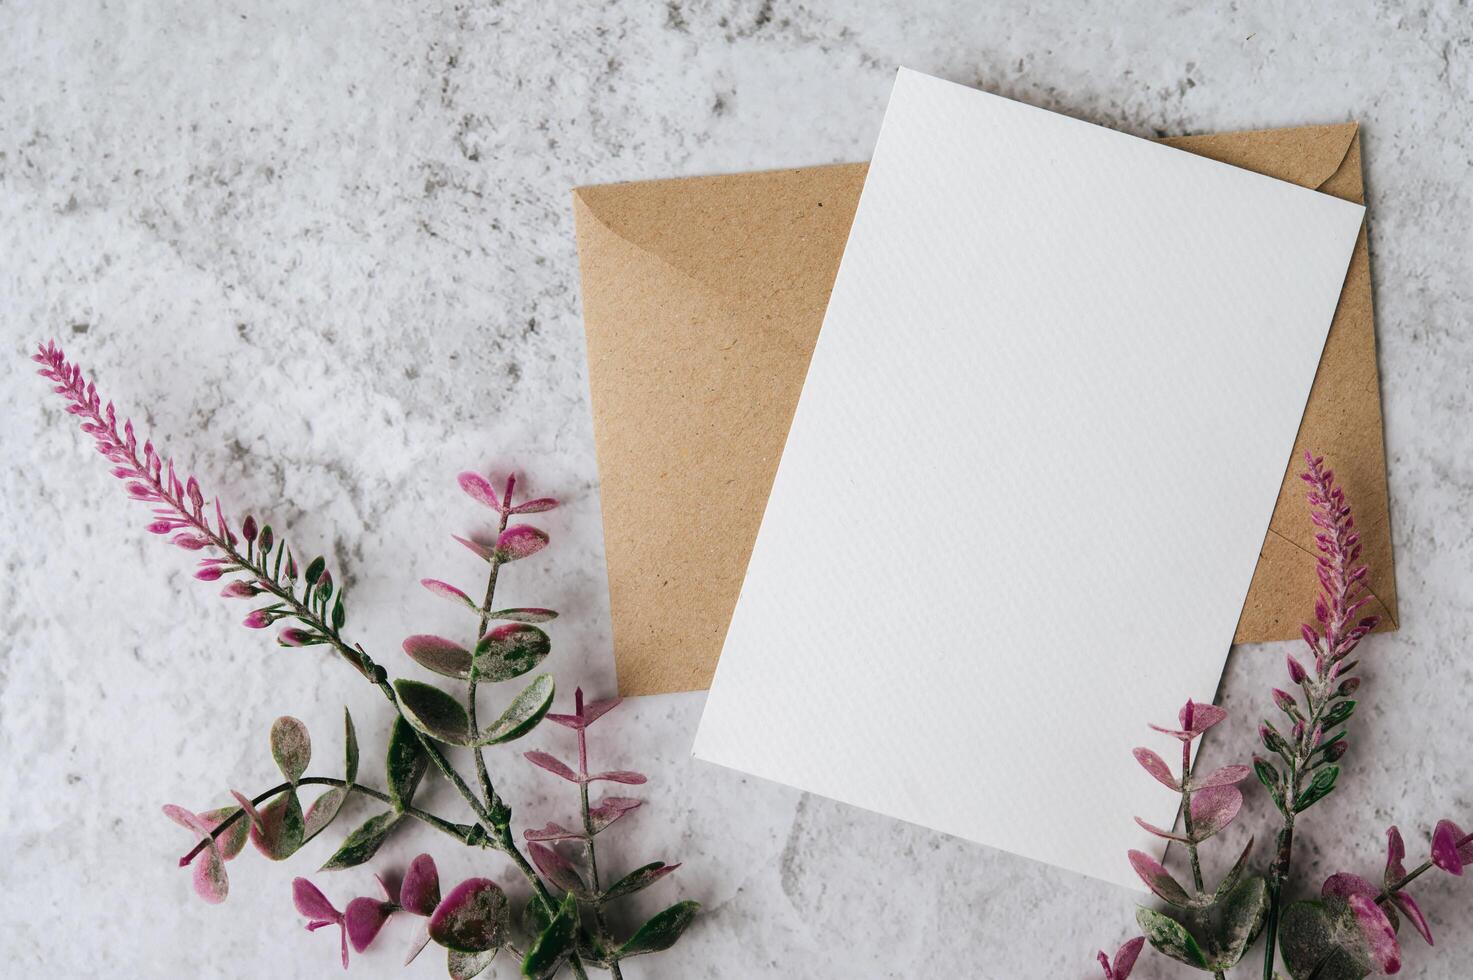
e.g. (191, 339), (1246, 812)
(693, 69), (1364, 888)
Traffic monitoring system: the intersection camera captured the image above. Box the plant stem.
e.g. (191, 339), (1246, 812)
(467, 479), (514, 811)
(1262, 690), (1332, 979)
(1178, 740), (1226, 980)
(179, 776), (472, 865)
(575, 691), (624, 980)
(1377, 831), (1473, 903)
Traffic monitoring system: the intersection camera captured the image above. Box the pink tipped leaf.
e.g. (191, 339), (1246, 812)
(270, 716), (312, 784)
(510, 497), (558, 514)
(1132, 816), (1190, 843)
(473, 623), (551, 682)
(527, 842), (587, 895)
(1187, 785), (1242, 841)
(1346, 893), (1401, 973)
(1193, 765), (1252, 790)
(524, 821), (584, 842)
(487, 607), (558, 624)
(524, 750), (579, 782)
(1127, 850), (1191, 907)
(451, 534), (496, 561)
(402, 634), (473, 680)
(421, 578), (478, 611)
(293, 877), (343, 925)
(589, 769), (647, 786)
(494, 524), (548, 562)
(427, 878), (510, 954)
(345, 897), (394, 953)
(1385, 825), (1407, 886)
(1131, 747), (1178, 790)
(198, 806), (250, 861)
(1112, 937), (1145, 979)
(457, 472), (504, 511)
(588, 796), (643, 833)
(400, 854), (441, 917)
(1392, 891), (1433, 946)
(1431, 820), (1466, 875)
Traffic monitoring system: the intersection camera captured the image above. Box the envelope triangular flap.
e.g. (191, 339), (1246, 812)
(572, 166), (868, 695)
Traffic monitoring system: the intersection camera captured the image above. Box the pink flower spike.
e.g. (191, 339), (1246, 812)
(421, 578), (476, 610)
(220, 580), (260, 598)
(194, 562), (225, 582)
(1287, 654), (1309, 684)
(1131, 747), (1179, 790)
(1431, 820), (1466, 875)
(278, 628), (314, 647)
(457, 472), (504, 511)
(399, 854), (441, 917)
(242, 609), (271, 629)
(345, 897), (394, 953)
(172, 533), (210, 550)
(1385, 826), (1407, 885)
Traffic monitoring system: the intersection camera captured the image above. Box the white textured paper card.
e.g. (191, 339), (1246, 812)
(692, 69), (1365, 888)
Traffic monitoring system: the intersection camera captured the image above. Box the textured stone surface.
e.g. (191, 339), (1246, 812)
(2, 2), (1471, 977)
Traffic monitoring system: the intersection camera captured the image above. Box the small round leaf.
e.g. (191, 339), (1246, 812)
(473, 624), (551, 682)
(395, 680), (471, 746)
(270, 716), (311, 784)
(428, 878), (510, 954)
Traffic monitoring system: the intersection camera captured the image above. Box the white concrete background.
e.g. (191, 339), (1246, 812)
(2, 2), (1470, 977)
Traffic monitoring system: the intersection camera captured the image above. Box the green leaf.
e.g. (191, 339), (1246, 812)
(395, 679), (471, 746)
(1323, 699), (1357, 727)
(1260, 720), (1293, 759)
(302, 786), (348, 842)
(1206, 875), (1269, 969)
(1294, 765), (1340, 813)
(616, 900), (700, 958)
(1135, 906), (1208, 969)
(344, 707), (359, 785)
(387, 715), (430, 811)
(320, 810), (405, 871)
(332, 592), (346, 630)
(473, 624), (552, 682)
(1212, 838), (1256, 904)
(270, 716), (311, 784)
(448, 948), (498, 980)
(304, 556), (326, 586)
(1280, 900), (1373, 980)
(602, 862), (680, 901)
(474, 674), (555, 746)
(1254, 757), (1285, 812)
(521, 893), (578, 978)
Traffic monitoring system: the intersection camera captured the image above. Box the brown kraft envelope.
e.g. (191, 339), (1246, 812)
(572, 122), (1398, 698)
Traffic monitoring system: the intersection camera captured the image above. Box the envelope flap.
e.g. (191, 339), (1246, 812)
(1163, 123), (1360, 201)
(573, 164), (867, 309)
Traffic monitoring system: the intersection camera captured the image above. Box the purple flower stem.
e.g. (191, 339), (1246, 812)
(177, 776), (470, 867)
(36, 347), (577, 946)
